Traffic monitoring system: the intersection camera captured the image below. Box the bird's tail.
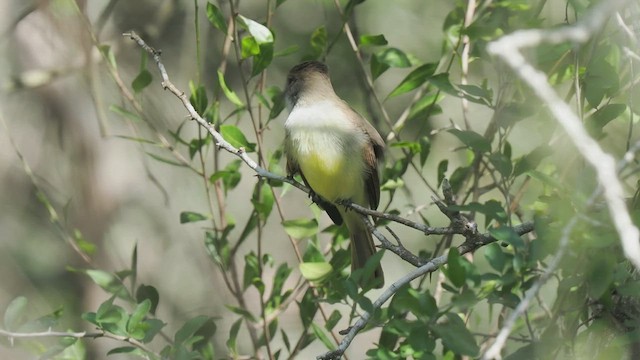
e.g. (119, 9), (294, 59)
(344, 211), (384, 288)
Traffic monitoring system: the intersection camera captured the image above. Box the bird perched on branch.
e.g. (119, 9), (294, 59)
(284, 61), (385, 288)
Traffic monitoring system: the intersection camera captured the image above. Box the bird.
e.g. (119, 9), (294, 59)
(283, 60), (385, 288)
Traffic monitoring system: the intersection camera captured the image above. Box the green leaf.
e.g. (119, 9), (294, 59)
(489, 152), (512, 178)
(586, 256), (614, 298)
(243, 252), (261, 291)
(429, 73), (458, 96)
(484, 243), (507, 272)
(241, 36), (260, 58)
(282, 218), (318, 239)
(586, 104), (626, 137)
(375, 47), (411, 68)
(390, 286), (438, 318)
(407, 92), (443, 122)
(274, 44), (299, 57)
(188, 136), (211, 159)
(311, 322), (336, 350)
(226, 319), (242, 356)
(268, 263), (292, 310)
(180, 211), (208, 224)
(4, 296), (27, 331)
(252, 182), (274, 220)
(189, 82), (208, 115)
(360, 34), (388, 46)
(217, 70), (244, 108)
(99, 45), (117, 69)
(390, 141), (421, 155)
(84, 270), (126, 296)
(268, 87), (285, 119)
(109, 105), (141, 122)
(131, 69), (152, 93)
(437, 160), (448, 188)
(302, 240), (326, 263)
(370, 54), (389, 81)
(449, 166), (471, 194)
(448, 129), (491, 153)
(107, 347), (137, 355)
(136, 285), (159, 315)
(457, 84), (492, 106)
(94, 300), (128, 335)
(210, 159), (242, 193)
(238, 15), (273, 44)
(174, 315), (213, 345)
(127, 300), (151, 339)
(489, 226), (525, 250)
(220, 124), (256, 152)
(205, 229), (232, 269)
(310, 26), (327, 58)
(419, 136), (431, 167)
(226, 305), (257, 322)
(299, 288), (319, 328)
(299, 262), (332, 282)
(512, 145), (552, 177)
(430, 313), (479, 356)
(251, 43), (274, 77)
(325, 310), (342, 331)
(206, 2), (227, 33)
(445, 247), (466, 287)
(372, 47), (413, 79)
(583, 57), (619, 107)
(74, 229), (96, 255)
(387, 63), (437, 98)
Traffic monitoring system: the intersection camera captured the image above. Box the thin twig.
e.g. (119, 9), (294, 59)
(0, 328), (158, 358)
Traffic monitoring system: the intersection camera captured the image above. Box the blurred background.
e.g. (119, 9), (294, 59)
(1, 0), (636, 359)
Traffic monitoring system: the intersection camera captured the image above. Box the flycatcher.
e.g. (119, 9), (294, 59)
(284, 61), (385, 287)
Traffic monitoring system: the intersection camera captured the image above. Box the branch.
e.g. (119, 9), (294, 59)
(0, 328), (158, 357)
(317, 220), (534, 360)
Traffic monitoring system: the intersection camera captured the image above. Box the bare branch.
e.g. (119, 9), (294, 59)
(0, 328), (158, 358)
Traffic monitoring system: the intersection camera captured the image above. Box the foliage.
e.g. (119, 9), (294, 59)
(2, 0), (640, 359)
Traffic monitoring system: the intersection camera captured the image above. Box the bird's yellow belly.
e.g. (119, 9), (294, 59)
(297, 148), (364, 204)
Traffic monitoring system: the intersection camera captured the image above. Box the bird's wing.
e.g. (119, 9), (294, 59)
(353, 111), (385, 211)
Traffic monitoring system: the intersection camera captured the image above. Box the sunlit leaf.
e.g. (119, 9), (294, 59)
(360, 34), (388, 46)
(238, 15), (273, 44)
(299, 262), (332, 282)
(283, 218), (318, 239)
(220, 124), (256, 152)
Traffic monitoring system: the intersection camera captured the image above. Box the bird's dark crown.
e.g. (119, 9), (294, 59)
(288, 61), (329, 77)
